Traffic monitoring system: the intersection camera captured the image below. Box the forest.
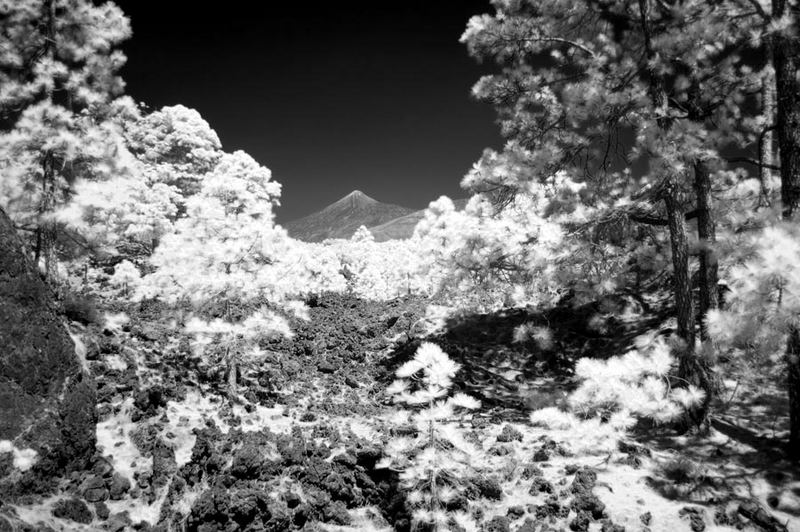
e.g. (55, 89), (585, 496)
(1, 0), (800, 531)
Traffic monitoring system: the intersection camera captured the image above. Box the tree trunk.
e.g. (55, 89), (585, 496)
(773, 0), (800, 458)
(34, 227), (42, 269)
(36, 151), (57, 279)
(663, 186), (712, 427)
(663, 187), (696, 352)
(774, 13), (800, 220)
(227, 353), (238, 398)
(789, 329), (800, 457)
(760, 60), (776, 204)
(638, 0), (695, 349)
(693, 160), (718, 340)
(639, 0), (705, 426)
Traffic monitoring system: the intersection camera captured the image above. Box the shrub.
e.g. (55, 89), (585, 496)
(108, 260), (141, 296)
(661, 456), (700, 484)
(378, 342), (483, 531)
(529, 337), (706, 454)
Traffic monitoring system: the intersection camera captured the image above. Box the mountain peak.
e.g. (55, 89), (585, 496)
(342, 189), (375, 202)
(284, 190), (414, 242)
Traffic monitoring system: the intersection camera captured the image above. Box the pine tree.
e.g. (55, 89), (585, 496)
(769, 0), (800, 459)
(0, 0), (131, 278)
(57, 105), (224, 259)
(710, 0), (800, 458)
(379, 342), (482, 531)
(461, 0), (765, 427)
(139, 150), (302, 397)
(124, 104), (223, 201)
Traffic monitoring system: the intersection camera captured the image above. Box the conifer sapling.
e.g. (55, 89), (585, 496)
(378, 342), (483, 531)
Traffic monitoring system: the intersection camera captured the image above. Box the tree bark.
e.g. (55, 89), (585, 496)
(788, 329), (800, 459)
(773, 0), (800, 458)
(227, 351), (238, 400)
(663, 189), (695, 347)
(663, 185), (713, 426)
(638, 0), (709, 428)
(760, 60), (776, 204)
(693, 160), (718, 340)
(774, 10), (800, 220)
(40, 152), (57, 279)
(638, 0), (705, 421)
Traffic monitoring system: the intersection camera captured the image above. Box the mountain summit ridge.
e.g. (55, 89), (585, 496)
(322, 190), (379, 212)
(284, 190), (415, 242)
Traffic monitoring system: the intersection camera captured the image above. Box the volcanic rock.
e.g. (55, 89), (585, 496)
(0, 207), (97, 485)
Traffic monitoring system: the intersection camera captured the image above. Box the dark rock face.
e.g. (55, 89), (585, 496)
(176, 426), (397, 531)
(82, 474), (109, 502)
(109, 473), (131, 500)
(679, 506), (707, 532)
(466, 477), (503, 501)
(484, 515), (511, 532)
(496, 424), (523, 443)
(0, 208), (97, 482)
(52, 498), (93, 524)
(529, 477), (554, 494)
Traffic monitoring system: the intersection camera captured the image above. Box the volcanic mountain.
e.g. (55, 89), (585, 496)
(368, 198), (469, 242)
(283, 190), (416, 242)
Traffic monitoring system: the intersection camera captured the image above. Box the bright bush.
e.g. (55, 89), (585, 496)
(379, 342), (483, 530)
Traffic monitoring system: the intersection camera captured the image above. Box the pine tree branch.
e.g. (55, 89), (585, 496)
(525, 37), (596, 57)
(489, 32), (596, 57)
(737, 0), (770, 21)
(597, 205), (699, 228)
(725, 157), (780, 171)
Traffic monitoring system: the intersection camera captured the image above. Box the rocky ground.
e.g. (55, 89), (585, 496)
(1, 293), (799, 531)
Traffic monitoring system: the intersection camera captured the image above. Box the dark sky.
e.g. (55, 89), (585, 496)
(114, 1), (502, 222)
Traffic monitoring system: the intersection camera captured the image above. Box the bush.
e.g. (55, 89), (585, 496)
(528, 337), (706, 454)
(108, 259), (141, 296)
(378, 342), (484, 531)
(661, 456), (700, 484)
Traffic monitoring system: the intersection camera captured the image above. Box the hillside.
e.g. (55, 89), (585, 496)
(284, 191), (415, 243)
(369, 198), (469, 242)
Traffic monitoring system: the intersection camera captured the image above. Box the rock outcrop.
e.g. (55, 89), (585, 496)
(0, 207), (96, 490)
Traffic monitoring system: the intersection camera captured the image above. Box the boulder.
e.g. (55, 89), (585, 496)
(483, 515), (511, 532)
(51, 498), (92, 524)
(496, 424), (523, 443)
(109, 473), (131, 500)
(81, 474), (109, 502)
(0, 207), (97, 485)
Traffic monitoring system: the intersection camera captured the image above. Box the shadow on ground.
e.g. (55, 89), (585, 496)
(632, 370), (800, 526)
(380, 293), (672, 419)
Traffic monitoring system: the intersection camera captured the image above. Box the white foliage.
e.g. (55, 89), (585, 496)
(139, 150), (286, 305)
(380, 343), (483, 530)
(568, 338), (701, 420)
(136, 148), (306, 383)
(529, 407), (579, 430)
(412, 176), (572, 310)
(313, 233), (433, 300)
(513, 323), (554, 350)
(109, 260), (141, 294)
(531, 338), (706, 452)
(125, 104), (222, 197)
(710, 222), (800, 356)
(0, 440), (38, 472)
(0, 0), (132, 271)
